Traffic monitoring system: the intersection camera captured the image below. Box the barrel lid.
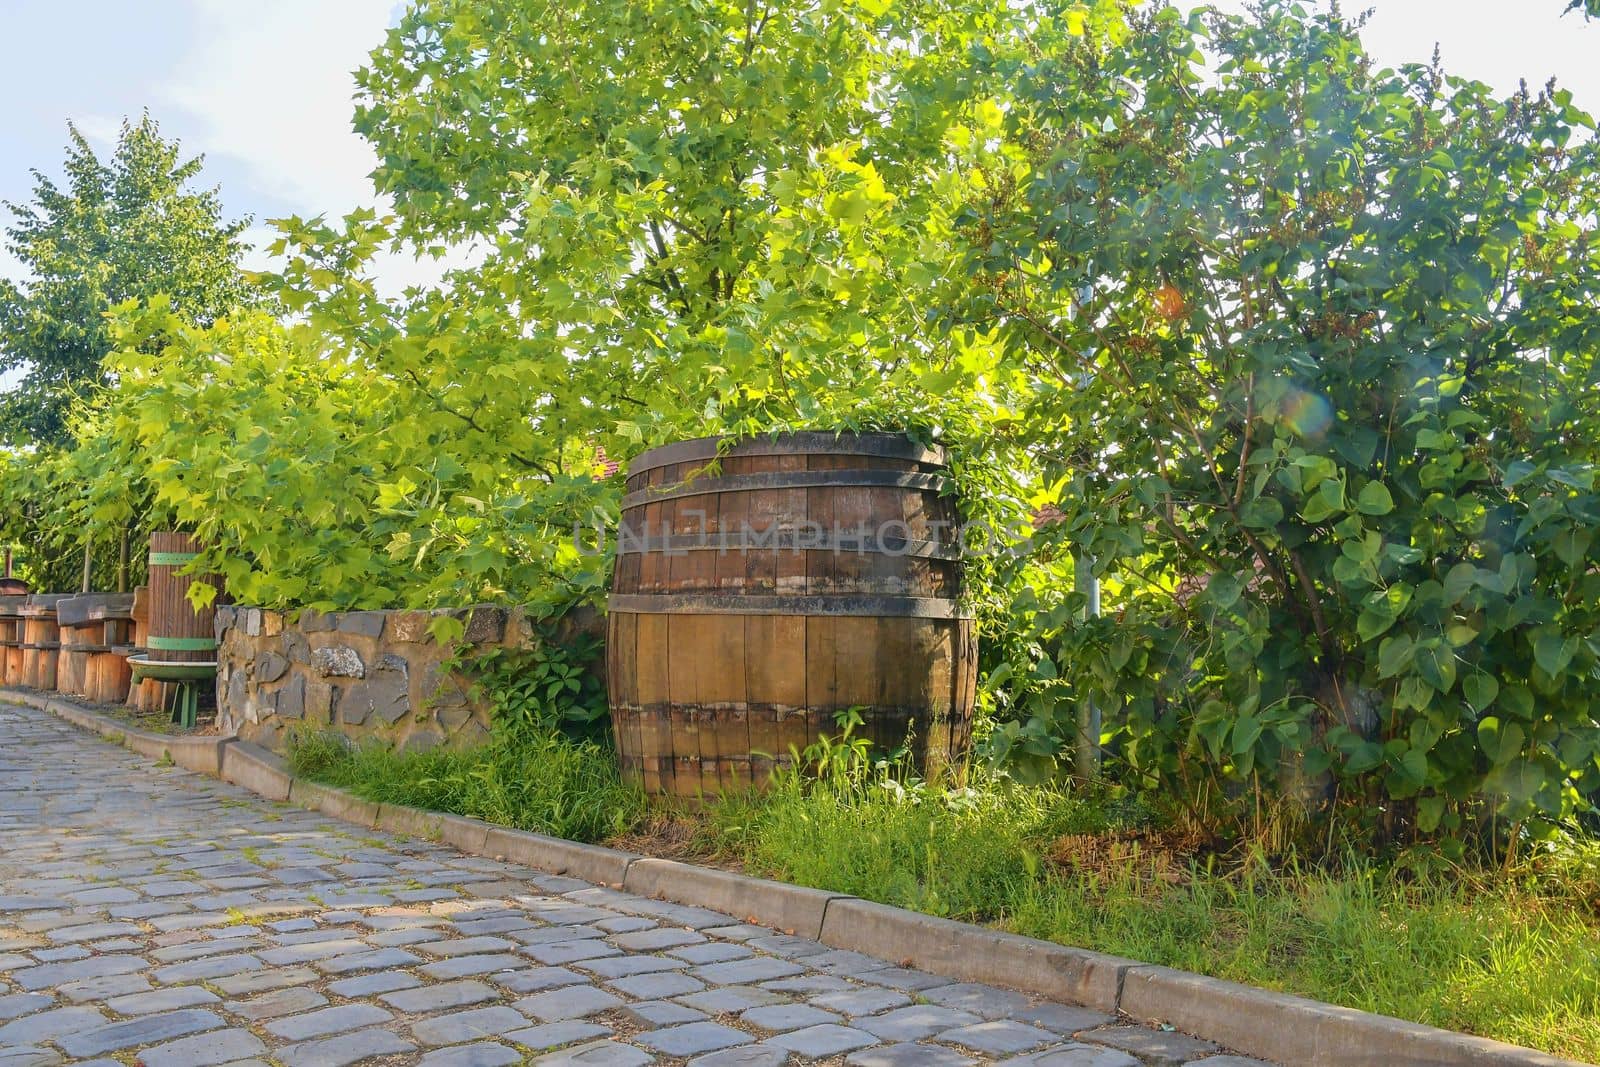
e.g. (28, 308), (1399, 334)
(627, 431), (946, 477)
(58, 593), (136, 627)
(0, 594), (29, 614)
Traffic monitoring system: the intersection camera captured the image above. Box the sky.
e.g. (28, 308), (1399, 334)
(1, 0), (1598, 295)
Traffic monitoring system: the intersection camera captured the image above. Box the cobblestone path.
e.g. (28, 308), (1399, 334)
(0, 703), (1272, 1067)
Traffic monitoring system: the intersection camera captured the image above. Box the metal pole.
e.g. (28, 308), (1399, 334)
(1074, 552), (1101, 778)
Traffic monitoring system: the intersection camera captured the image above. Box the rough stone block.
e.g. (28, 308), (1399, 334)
(337, 611), (387, 638)
(461, 606), (506, 643)
(387, 610), (440, 644)
(255, 652), (289, 683)
(312, 646), (365, 679)
(275, 675), (307, 720)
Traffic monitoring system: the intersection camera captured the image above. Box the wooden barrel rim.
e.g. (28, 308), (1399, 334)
(628, 431), (945, 476)
(622, 469), (950, 509)
(616, 532), (961, 560)
(609, 593), (972, 619)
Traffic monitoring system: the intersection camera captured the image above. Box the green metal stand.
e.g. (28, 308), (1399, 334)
(128, 654), (216, 731)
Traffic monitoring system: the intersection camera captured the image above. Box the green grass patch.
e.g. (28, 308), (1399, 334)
(285, 727), (644, 843)
(708, 763), (1600, 1062)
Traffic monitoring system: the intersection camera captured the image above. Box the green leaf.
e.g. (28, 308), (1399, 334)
(1478, 717), (1525, 766)
(1355, 482), (1394, 515)
(1462, 673), (1499, 712)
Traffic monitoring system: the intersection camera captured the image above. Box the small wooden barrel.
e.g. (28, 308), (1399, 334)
(127, 585), (168, 712)
(58, 625), (90, 696)
(20, 596), (64, 691)
(0, 594), (27, 685)
(148, 532), (224, 664)
(608, 432), (976, 797)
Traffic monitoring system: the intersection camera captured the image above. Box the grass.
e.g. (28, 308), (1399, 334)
(286, 726), (1600, 1061)
(285, 726), (644, 844)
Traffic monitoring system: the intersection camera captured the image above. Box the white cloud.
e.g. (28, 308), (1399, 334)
(161, 0), (397, 220)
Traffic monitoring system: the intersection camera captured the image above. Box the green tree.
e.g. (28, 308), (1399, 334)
(240, 0), (1039, 610)
(978, 2), (1600, 850)
(0, 114), (255, 445)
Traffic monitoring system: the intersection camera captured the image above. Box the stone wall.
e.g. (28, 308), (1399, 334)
(215, 604), (601, 754)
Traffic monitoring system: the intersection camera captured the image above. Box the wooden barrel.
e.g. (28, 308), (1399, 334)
(147, 532), (224, 664)
(608, 431), (976, 797)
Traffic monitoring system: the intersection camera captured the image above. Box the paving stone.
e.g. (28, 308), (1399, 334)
(856, 967), (951, 992)
(419, 936), (518, 957)
(104, 985), (222, 1015)
(688, 1047), (791, 1066)
(611, 927), (705, 951)
(422, 953), (530, 979)
(153, 954), (263, 984)
(1002, 1044), (1141, 1067)
(668, 943), (753, 965)
(0, 1006), (110, 1047)
(621, 1000), (707, 1026)
(0, 994), (53, 1022)
(639, 1021), (754, 1056)
(740, 1003), (841, 1032)
(922, 982), (1034, 1018)
(275, 1028), (416, 1066)
(58, 1009), (226, 1057)
(531, 1040), (651, 1066)
(939, 1019), (1058, 1054)
(312, 946), (424, 975)
(419, 1041), (525, 1067)
(677, 986), (790, 1014)
(0, 1048), (61, 1067)
(493, 967), (586, 994)
(414, 1006), (536, 1046)
(213, 966), (319, 996)
(382, 979), (501, 1013)
(1077, 1025), (1219, 1066)
(580, 953), (685, 979)
(810, 988), (911, 1016)
(327, 970), (422, 997)
(1010, 1004), (1117, 1034)
(10, 954), (147, 991)
(524, 940), (623, 966)
(264, 1003), (394, 1040)
(139, 1028), (268, 1067)
(847, 1044), (977, 1067)
(691, 957), (806, 985)
(857, 1004), (982, 1041)
(763, 1023), (879, 1057)
(606, 971), (704, 999)
(505, 1021), (612, 1051)
(223, 986), (329, 1021)
(516, 985), (624, 1022)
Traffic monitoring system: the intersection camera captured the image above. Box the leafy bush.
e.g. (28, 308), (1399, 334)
(973, 2), (1600, 850)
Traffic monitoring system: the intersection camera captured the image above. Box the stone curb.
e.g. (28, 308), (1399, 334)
(15, 688), (1591, 1067)
(818, 897), (1136, 1013)
(624, 857), (842, 941)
